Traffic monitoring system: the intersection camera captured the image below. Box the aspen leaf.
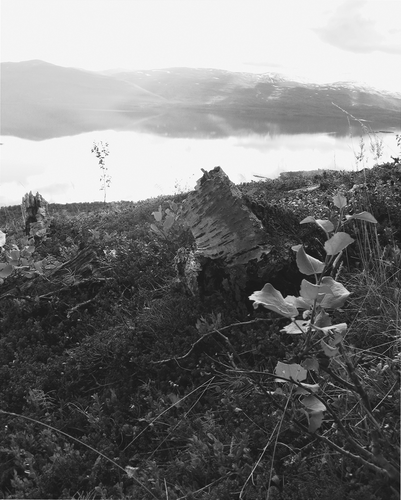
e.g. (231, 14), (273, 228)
(301, 395), (326, 412)
(324, 232), (354, 255)
(281, 320), (309, 334)
(318, 323), (347, 335)
(285, 295), (310, 310)
(302, 357), (320, 372)
(275, 361), (307, 382)
(300, 280), (331, 303)
(308, 410), (325, 433)
(150, 224), (164, 237)
(300, 216), (316, 224)
(314, 310), (332, 328)
(295, 383), (320, 395)
(300, 216), (334, 235)
(346, 211), (377, 224)
(333, 193), (347, 208)
(293, 245), (325, 275)
(163, 214), (175, 233)
(316, 219), (334, 234)
(320, 277), (350, 309)
(249, 284), (298, 318)
(320, 339), (339, 357)
(332, 330), (344, 345)
(152, 206), (163, 222)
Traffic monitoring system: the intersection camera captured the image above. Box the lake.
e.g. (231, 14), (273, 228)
(0, 129), (399, 207)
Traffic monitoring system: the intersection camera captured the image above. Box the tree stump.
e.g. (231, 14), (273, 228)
(21, 191), (50, 237)
(179, 167), (272, 266)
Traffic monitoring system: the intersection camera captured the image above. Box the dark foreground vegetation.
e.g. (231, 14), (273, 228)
(0, 160), (400, 499)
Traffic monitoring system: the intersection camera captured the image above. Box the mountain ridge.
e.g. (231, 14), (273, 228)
(1, 60), (400, 140)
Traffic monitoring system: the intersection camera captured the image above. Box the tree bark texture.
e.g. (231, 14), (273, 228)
(179, 167), (272, 266)
(21, 191), (50, 237)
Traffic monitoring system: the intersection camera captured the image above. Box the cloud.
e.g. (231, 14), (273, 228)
(315, 0), (401, 55)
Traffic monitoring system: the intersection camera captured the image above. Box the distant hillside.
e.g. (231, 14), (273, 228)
(1, 60), (400, 140)
(0, 60), (166, 140)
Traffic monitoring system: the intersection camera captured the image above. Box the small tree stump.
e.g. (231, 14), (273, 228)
(21, 191), (50, 237)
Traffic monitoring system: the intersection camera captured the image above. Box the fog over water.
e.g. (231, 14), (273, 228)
(0, 128), (399, 207)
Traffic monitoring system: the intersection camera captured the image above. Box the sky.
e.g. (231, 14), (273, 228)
(1, 0), (401, 91)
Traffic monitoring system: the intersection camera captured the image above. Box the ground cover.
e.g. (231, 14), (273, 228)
(0, 160), (400, 499)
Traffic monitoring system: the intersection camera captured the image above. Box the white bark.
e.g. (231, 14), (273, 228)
(179, 167), (271, 266)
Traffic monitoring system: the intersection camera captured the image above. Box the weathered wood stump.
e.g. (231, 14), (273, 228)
(21, 191), (50, 237)
(177, 167), (303, 305)
(179, 167), (272, 266)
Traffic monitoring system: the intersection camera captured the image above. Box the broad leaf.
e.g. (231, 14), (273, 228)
(293, 245), (325, 275)
(332, 330), (344, 345)
(295, 383), (320, 395)
(281, 320), (309, 334)
(308, 410), (325, 433)
(152, 206), (163, 222)
(163, 213), (175, 233)
(320, 278), (350, 308)
(324, 232), (354, 256)
(300, 216), (334, 235)
(314, 310), (332, 328)
(150, 224), (164, 237)
(346, 211), (377, 224)
(275, 361), (307, 382)
(320, 339), (339, 357)
(300, 216), (316, 224)
(0, 231), (5, 247)
(318, 323), (347, 348)
(0, 263), (13, 278)
(300, 280), (331, 303)
(301, 395), (326, 412)
(302, 357), (319, 372)
(249, 284), (298, 318)
(285, 295), (310, 310)
(333, 193), (347, 209)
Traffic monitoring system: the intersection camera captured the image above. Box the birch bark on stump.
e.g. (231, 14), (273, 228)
(179, 167), (271, 266)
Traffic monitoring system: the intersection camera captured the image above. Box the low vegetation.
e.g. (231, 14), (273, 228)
(0, 159), (400, 499)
